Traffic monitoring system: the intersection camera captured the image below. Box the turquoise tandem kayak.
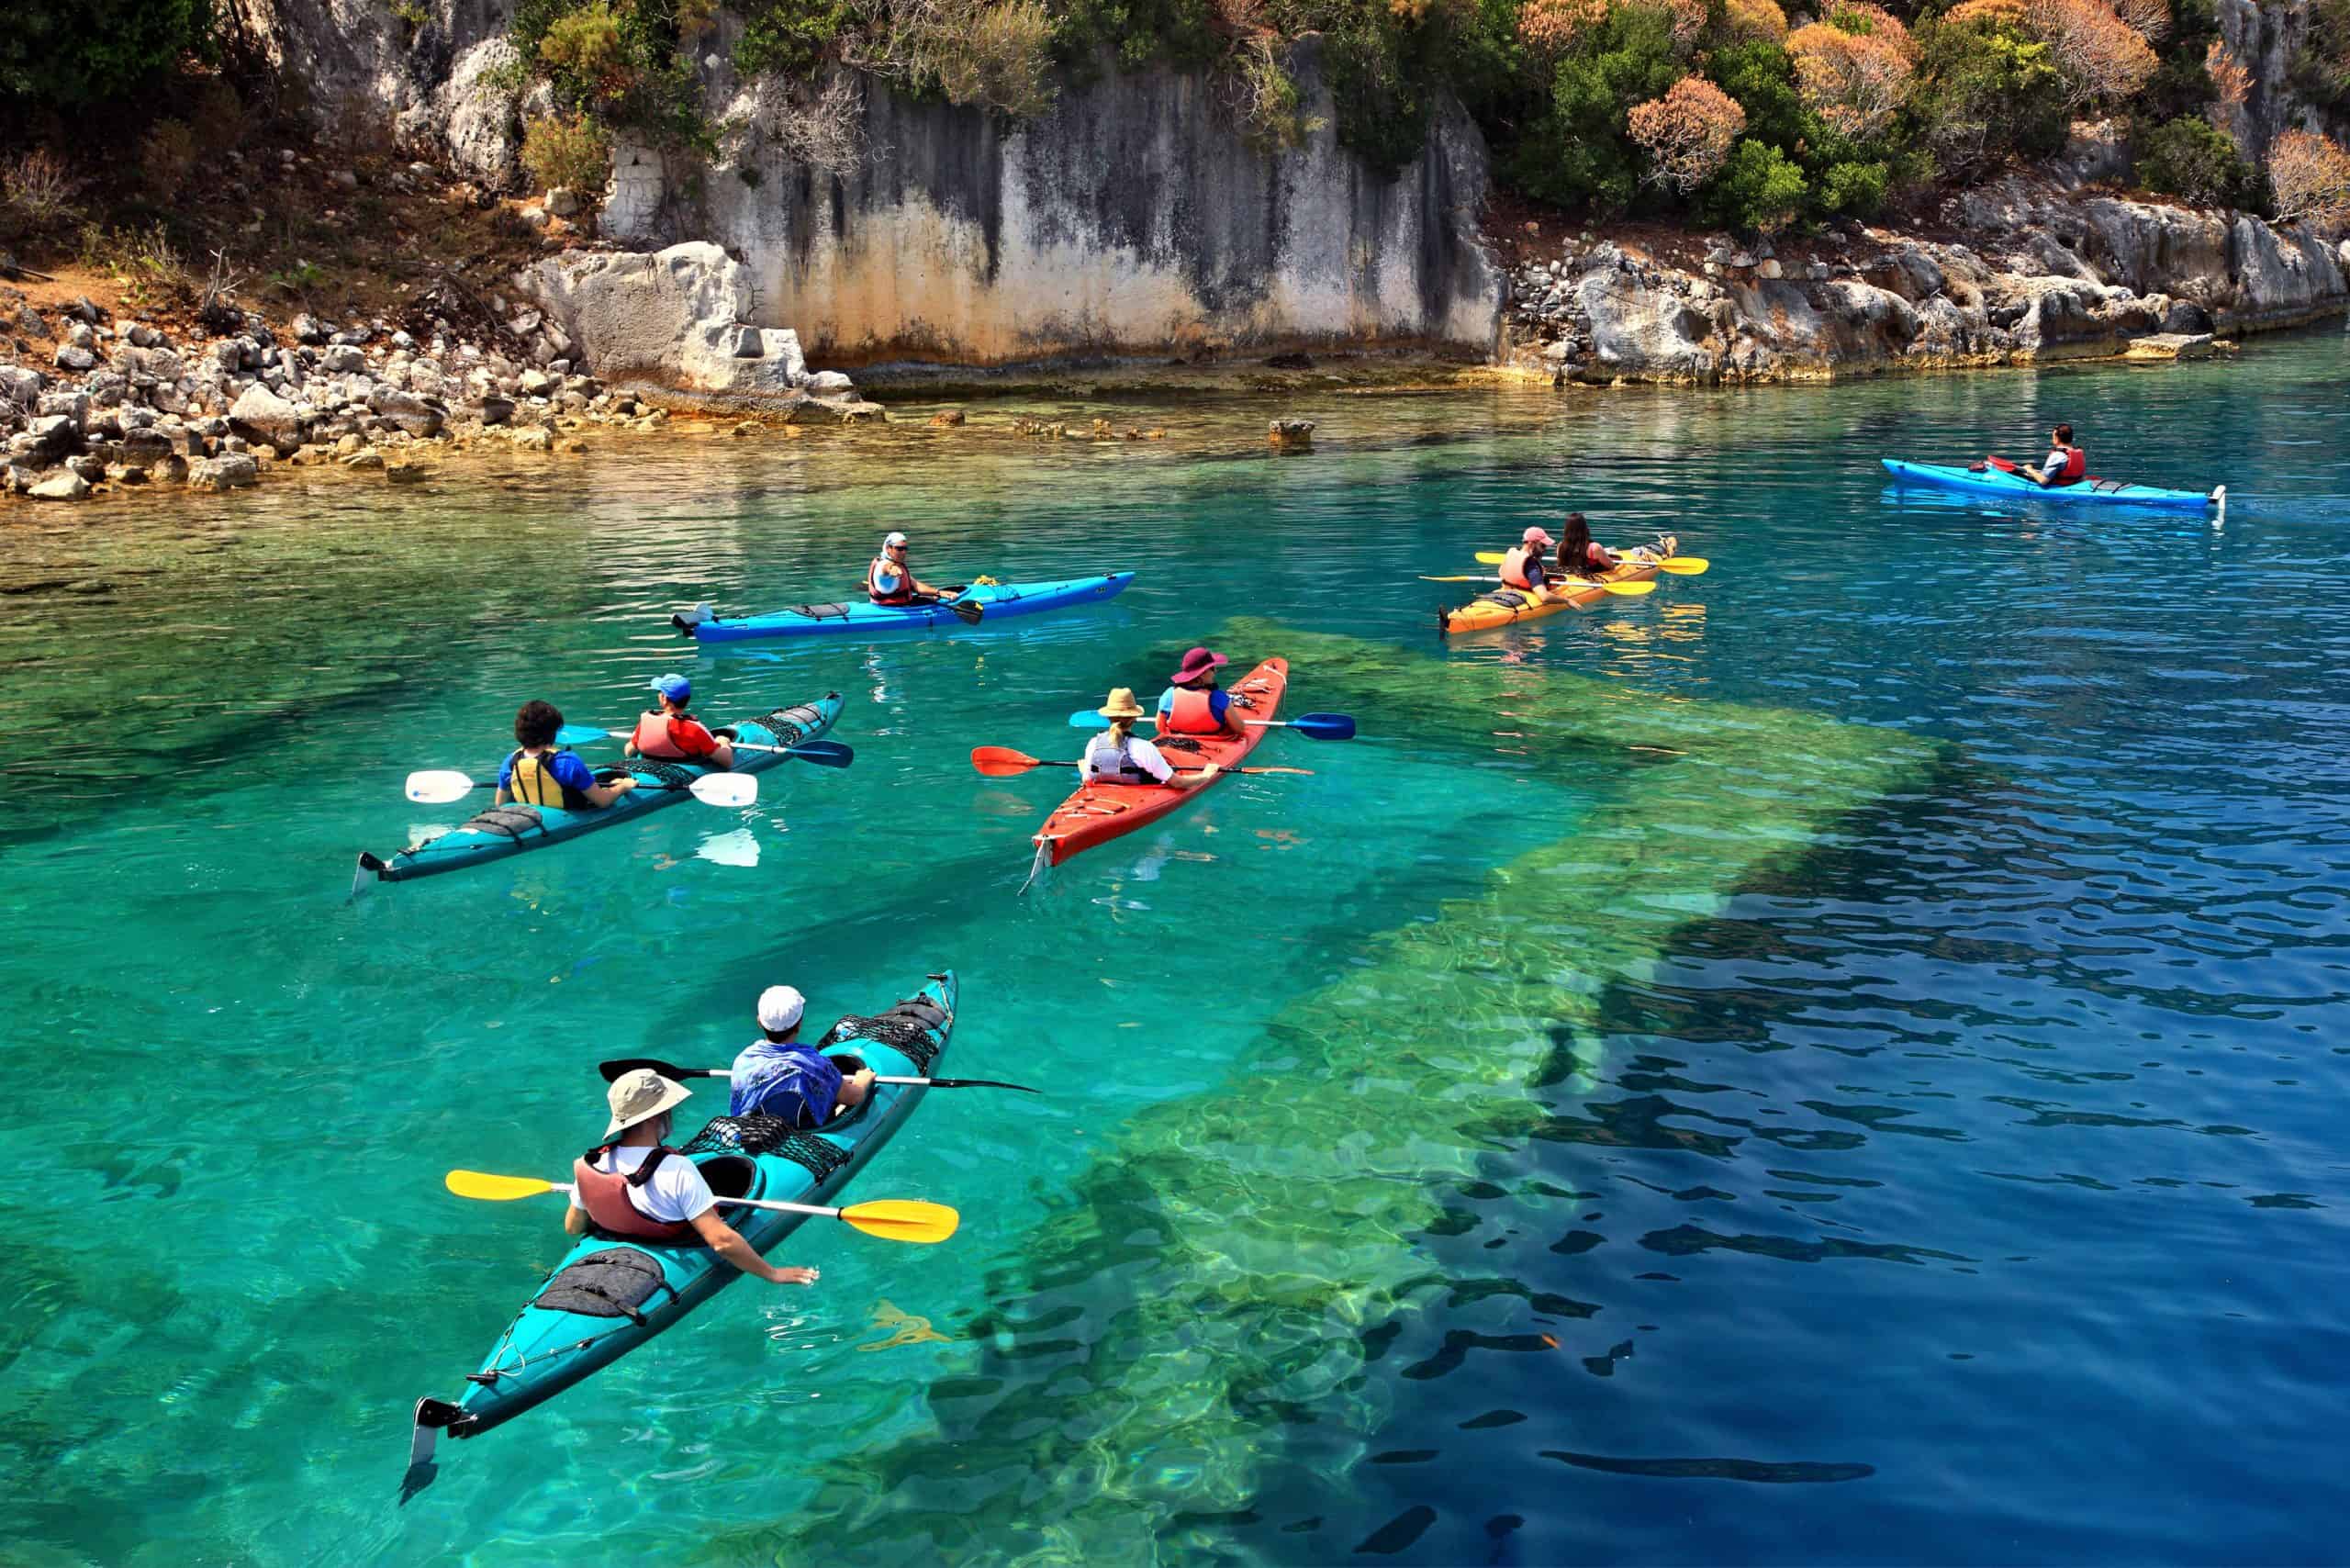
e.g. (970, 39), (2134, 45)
(407, 972), (956, 1481)
(674, 572), (1134, 643)
(355, 692), (842, 886)
(1882, 458), (2223, 512)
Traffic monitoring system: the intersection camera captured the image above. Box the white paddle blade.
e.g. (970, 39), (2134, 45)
(688, 772), (759, 808)
(405, 770), (478, 804)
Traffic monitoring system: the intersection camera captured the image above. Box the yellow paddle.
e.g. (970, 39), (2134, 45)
(444, 1170), (959, 1244)
(1422, 575), (1657, 596)
(1474, 550), (1709, 575)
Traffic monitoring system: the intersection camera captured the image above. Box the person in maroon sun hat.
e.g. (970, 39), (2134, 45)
(1157, 645), (1250, 737)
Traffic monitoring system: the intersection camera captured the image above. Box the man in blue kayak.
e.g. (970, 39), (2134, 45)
(730, 985), (878, 1128)
(865, 531), (953, 606)
(565, 1068), (820, 1285)
(2005, 423), (2088, 487)
(496, 700), (638, 811)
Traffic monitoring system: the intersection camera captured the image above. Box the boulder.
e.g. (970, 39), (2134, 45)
(514, 243), (807, 397)
(28, 471), (90, 500)
(53, 344), (96, 372)
(478, 394), (516, 426)
(517, 367), (554, 396)
(928, 409), (966, 427)
(0, 365), (44, 409)
(2159, 300), (2214, 334)
(209, 339), (245, 372)
(368, 387), (446, 438)
(385, 461), (429, 484)
(804, 369), (854, 396)
(1268, 418), (1315, 453)
(545, 186), (581, 218)
(322, 344), (366, 375)
(229, 384), (308, 449)
(64, 453), (106, 482)
(186, 453), (260, 491)
(291, 313), (330, 345)
(510, 425), (555, 452)
(37, 390), (88, 426)
(2122, 331), (2218, 361)
(340, 448), (386, 470)
(27, 414), (79, 455)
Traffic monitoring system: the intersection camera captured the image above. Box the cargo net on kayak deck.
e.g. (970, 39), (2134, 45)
(681, 1117), (853, 1181)
(755, 700), (828, 741)
(818, 995), (947, 1073)
(453, 805), (546, 840)
(624, 759), (697, 790)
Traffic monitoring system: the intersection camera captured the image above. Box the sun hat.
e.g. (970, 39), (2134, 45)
(1522, 525), (1554, 546)
(883, 531), (908, 549)
(1169, 646), (1228, 685)
(1098, 687), (1147, 721)
(604, 1069), (691, 1137)
(756, 984), (807, 1033)
(650, 673), (691, 704)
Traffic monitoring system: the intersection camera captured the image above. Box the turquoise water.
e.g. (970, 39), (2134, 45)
(3, 329), (2346, 1565)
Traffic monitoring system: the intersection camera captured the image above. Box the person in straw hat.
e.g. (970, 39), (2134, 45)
(1081, 688), (1223, 788)
(564, 1068), (821, 1286)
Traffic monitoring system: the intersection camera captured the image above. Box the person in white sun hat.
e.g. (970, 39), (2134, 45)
(564, 1067), (820, 1286)
(729, 984), (878, 1129)
(864, 530), (952, 606)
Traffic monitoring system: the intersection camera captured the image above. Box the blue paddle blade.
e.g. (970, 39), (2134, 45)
(555, 723), (614, 745)
(1288, 712), (1356, 740)
(785, 740), (855, 767)
(1068, 711), (1112, 728)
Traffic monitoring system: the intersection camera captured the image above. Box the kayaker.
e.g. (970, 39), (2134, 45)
(729, 984), (878, 1129)
(1083, 689), (1222, 788)
(624, 674), (735, 769)
(866, 531), (951, 606)
(1555, 514), (1677, 579)
(2016, 424), (2088, 487)
(565, 1069), (821, 1286)
(1497, 526), (1555, 592)
(1158, 646), (1251, 736)
(496, 700), (638, 811)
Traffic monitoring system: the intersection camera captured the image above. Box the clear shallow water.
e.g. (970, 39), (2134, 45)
(2, 330), (2346, 1565)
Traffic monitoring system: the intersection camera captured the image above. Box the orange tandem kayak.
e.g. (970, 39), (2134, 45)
(1033, 657), (1290, 868)
(1439, 544), (1674, 635)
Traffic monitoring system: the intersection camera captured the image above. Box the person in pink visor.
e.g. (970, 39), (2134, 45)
(1497, 525), (1555, 593)
(1157, 645), (1250, 736)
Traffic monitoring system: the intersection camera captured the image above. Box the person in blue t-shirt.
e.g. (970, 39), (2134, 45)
(496, 700), (638, 810)
(729, 985), (878, 1128)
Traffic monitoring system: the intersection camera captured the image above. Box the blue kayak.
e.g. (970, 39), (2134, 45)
(675, 573), (1134, 643)
(408, 973), (955, 1468)
(1882, 459), (2223, 512)
(356, 692), (842, 885)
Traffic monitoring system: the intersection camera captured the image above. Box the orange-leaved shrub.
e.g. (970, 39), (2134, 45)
(2020, 0), (2159, 108)
(1516, 0), (1610, 57)
(1628, 73), (1748, 188)
(1788, 6), (1918, 140)
(2111, 0), (2168, 42)
(1725, 0), (1789, 41)
(2268, 128), (2350, 228)
(2203, 37), (2251, 108)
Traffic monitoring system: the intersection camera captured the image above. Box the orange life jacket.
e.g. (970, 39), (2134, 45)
(630, 709), (717, 760)
(867, 554), (913, 605)
(1164, 687), (1222, 734)
(571, 1145), (698, 1242)
(1499, 545), (1542, 590)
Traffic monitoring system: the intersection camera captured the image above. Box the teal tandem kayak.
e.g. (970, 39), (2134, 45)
(674, 572), (1134, 643)
(1882, 458), (2223, 512)
(355, 691), (842, 886)
(407, 972), (956, 1482)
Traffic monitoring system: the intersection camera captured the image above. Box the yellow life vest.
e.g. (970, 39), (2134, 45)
(508, 749), (575, 808)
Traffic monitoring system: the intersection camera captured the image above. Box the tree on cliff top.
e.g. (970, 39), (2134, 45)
(0, 0), (214, 108)
(1628, 74), (1745, 190)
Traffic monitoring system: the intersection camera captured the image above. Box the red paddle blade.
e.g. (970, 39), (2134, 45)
(970, 746), (1046, 777)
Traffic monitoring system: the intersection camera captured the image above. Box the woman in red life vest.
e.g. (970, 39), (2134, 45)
(1158, 645), (1250, 736)
(1497, 526), (1555, 592)
(565, 1068), (819, 1286)
(1554, 512), (1677, 579)
(625, 674), (735, 769)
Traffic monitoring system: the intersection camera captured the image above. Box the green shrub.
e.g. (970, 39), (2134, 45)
(1910, 16), (2065, 174)
(2136, 114), (2257, 208)
(0, 0), (214, 108)
(733, 0), (856, 76)
(1707, 39), (1807, 151)
(1817, 156), (1887, 215)
(2291, 0), (2350, 112)
(1698, 136), (1807, 232)
(521, 109), (612, 192)
(1508, 3), (1681, 212)
(1051, 0), (1219, 79)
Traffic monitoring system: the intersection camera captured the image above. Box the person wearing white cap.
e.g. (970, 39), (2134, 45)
(729, 984), (878, 1129)
(564, 1069), (820, 1286)
(864, 530), (950, 607)
(624, 672), (735, 769)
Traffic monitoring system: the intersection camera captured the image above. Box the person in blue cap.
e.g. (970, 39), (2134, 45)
(625, 673), (735, 768)
(729, 985), (878, 1129)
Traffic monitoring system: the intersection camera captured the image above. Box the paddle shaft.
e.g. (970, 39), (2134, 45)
(548, 1180), (858, 1222)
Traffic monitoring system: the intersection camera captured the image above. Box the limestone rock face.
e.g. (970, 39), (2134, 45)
(443, 39), (526, 190)
(516, 242), (810, 396)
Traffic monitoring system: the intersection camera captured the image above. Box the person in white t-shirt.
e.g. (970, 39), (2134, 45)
(1080, 688), (1221, 789)
(565, 1069), (820, 1287)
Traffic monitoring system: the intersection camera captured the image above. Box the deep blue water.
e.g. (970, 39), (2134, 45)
(0, 325), (2344, 1565)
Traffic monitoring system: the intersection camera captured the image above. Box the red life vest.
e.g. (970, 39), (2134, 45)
(1164, 687), (1222, 734)
(1572, 540), (1614, 575)
(631, 709), (717, 760)
(571, 1144), (698, 1242)
(867, 554), (914, 605)
(1499, 545), (1541, 590)
(2054, 444), (2087, 483)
